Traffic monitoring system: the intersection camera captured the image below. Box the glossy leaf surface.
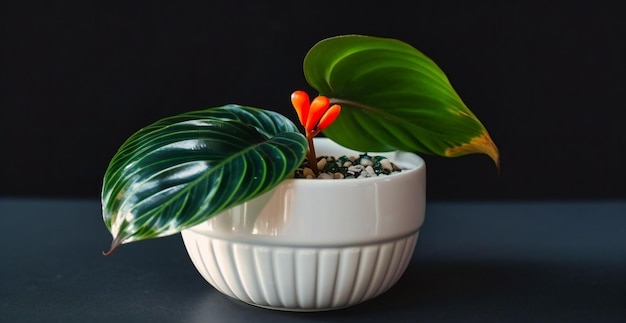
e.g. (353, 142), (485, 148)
(101, 105), (307, 253)
(303, 35), (499, 166)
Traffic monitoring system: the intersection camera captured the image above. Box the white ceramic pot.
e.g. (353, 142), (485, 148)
(181, 138), (426, 311)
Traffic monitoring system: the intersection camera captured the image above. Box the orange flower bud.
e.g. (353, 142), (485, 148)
(306, 95), (330, 132)
(290, 90), (310, 127)
(317, 104), (341, 131)
(291, 90), (341, 133)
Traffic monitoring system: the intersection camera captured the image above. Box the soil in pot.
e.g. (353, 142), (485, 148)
(293, 154), (403, 180)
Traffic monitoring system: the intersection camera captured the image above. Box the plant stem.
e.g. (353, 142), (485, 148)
(306, 132), (320, 176)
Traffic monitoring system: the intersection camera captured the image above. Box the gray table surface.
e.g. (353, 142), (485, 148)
(1, 198), (625, 322)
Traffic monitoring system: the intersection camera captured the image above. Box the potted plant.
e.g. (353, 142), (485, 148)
(101, 34), (499, 311)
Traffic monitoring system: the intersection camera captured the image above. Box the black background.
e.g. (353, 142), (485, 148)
(1, 1), (624, 200)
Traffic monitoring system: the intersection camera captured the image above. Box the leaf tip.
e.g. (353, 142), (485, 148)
(446, 131), (500, 169)
(102, 237), (123, 256)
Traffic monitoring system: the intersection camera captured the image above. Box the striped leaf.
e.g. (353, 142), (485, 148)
(101, 105), (307, 254)
(304, 35), (499, 166)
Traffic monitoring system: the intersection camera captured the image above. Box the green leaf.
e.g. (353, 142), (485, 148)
(101, 105), (307, 254)
(303, 34), (499, 166)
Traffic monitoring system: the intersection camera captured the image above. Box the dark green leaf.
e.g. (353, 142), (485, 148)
(101, 105), (307, 253)
(303, 35), (499, 166)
